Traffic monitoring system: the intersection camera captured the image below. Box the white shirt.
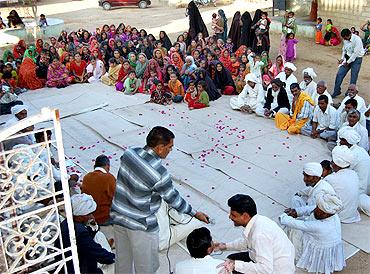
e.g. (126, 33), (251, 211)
(226, 215), (295, 274)
(338, 110), (366, 128)
(341, 34), (365, 64)
(175, 255), (224, 274)
(312, 105), (338, 130)
(326, 169), (361, 223)
(340, 122), (369, 151)
(337, 94), (367, 114)
(295, 180), (336, 217)
(311, 90), (333, 106)
(350, 145), (370, 194)
(299, 80), (317, 97)
(279, 213), (345, 273)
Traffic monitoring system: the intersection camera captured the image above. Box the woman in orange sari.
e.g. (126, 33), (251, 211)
(18, 57), (45, 90)
(170, 52), (184, 72)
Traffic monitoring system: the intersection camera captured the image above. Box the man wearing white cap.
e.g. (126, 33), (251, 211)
(275, 62), (298, 103)
(230, 73), (265, 114)
(326, 145), (361, 223)
(280, 190), (345, 274)
(310, 80), (333, 106)
(299, 68), (317, 97)
(59, 193), (115, 274)
(337, 84), (367, 114)
(339, 128), (370, 216)
(285, 162), (335, 218)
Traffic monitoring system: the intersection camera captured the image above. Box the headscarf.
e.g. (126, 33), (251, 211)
(23, 45), (37, 63)
(108, 38), (115, 50)
(128, 52), (137, 69)
(302, 67), (317, 79)
(2, 49), (14, 62)
(11, 104), (28, 115)
(240, 11), (253, 47)
(219, 49), (232, 71)
(71, 194), (97, 216)
(36, 39), (44, 54)
(195, 68), (221, 101)
(235, 45), (247, 58)
(170, 52), (184, 72)
(218, 9), (228, 41)
(303, 162), (323, 177)
(212, 60), (235, 90)
(135, 53), (149, 78)
(159, 31), (172, 51)
(284, 62), (297, 72)
(187, 1), (209, 39)
(332, 145), (353, 168)
(316, 190), (343, 215)
(228, 12), (242, 52)
(338, 127), (361, 145)
(13, 39), (26, 60)
(143, 59), (162, 81)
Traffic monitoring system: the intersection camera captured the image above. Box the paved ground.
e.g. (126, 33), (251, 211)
(1, 1), (369, 273)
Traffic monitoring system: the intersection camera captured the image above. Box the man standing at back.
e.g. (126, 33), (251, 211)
(215, 194), (295, 274)
(111, 126), (209, 274)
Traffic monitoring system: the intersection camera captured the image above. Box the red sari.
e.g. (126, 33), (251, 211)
(18, 58), (44, 90)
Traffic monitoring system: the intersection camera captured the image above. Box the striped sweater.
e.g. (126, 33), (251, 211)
(110, 146), (196, 232)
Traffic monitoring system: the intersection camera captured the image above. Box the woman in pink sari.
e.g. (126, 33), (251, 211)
(46, 57), (73, 88)
(269, 55), (285, 79)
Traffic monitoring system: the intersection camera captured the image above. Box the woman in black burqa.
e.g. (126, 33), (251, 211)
(250, 9), (271, 54)
(195, 68), (221, 101)
(240, 11), (253, 48)
(228, 11), (242, 52)
(187, 1), (209, 40)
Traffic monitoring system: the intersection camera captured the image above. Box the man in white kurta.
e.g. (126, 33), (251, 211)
(175, 227), (224, 274)
(230, 73), (264, 113)
(326, 145), (361, 223)
(299, 67), (317, 97)
(286, 162), (336, 218)
(215, 194), (295, 274)
(338, 128), (370, 216)
(276, 62), (298, 103)
(339, 109), (369, 151)
(337, 84), (367, 114)
(337, 98), (367, 128)
(279, 190), (345, 274)
(310, 80), (333, 106)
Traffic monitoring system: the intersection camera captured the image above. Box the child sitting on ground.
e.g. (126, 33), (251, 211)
(230, 54), (240, 79)
(123, 70), (140, 95)
(186, 81), (209, 110)
(234, 63), (248, 94)
(145, 70), (160, 93)
(168, 72), (184, 103)
(149, 81), (172, 105)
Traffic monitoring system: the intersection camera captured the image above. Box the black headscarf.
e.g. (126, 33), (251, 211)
(240, 11), (253, 47)
(159, 31), (172, 51)
(251, 10), (271, 54)
(7, 10), (24, 28)
(195, 68), (221, 101)
(187, 1), (209, 39)
(228, 12), (242, 52)
(211, 61), (235, 91)
(250, 9), (262, 48)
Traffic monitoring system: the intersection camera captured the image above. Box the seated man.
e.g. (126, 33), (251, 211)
(275, 83), (315, 135)
(279, 190), (345, 274)
(275, 62), (298, 103)
(301, 95), (337, 140)
(326, 145), (360, 223)
(230, 73), (264, 114)
(175, 227), (224, 274)
(58, 193), (115, 274)
(338, 128), (370, 216)
(337, 98), (366, 128)
(215, 194), (295, 274)
(310, 80), (333, 106)
(299, 67), (317, 97)
(285, 162), (335, 218)
(340, 109), (369, 151)
(81, 155), (116, 226)
(337, 84), (367, 114)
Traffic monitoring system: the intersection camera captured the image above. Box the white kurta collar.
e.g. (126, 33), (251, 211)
(94, 167), (107, 173)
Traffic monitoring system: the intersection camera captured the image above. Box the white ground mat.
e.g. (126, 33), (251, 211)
(5, 84), (369, 272)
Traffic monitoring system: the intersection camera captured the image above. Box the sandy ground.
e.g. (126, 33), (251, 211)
(1, 0), (369, 273)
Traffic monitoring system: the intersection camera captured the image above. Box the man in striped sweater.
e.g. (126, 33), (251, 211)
(111, 126), (209, 274)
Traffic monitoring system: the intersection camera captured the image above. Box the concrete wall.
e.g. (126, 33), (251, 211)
(318, 0), (370, 29)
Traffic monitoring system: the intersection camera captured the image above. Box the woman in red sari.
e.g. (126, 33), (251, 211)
(36, 39), (44, 55)
(13, 40), (26, 60)
(219, 49), (233, 72)
(170, 52), (184, 72)
(18, 57), (44, 90)
(46, 57), (73, 88)
(70, 52), (87, 83)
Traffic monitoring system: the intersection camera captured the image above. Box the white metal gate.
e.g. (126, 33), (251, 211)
(0, 108), (80, 273)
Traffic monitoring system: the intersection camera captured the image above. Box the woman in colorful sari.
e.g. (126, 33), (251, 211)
(13, 40), (26, 60)
(116, 60), (131, 91)
(101, 58), (121, 86)
(18, 51), (44, 90)
(210, 61), (236, 95)
(195, 68), (221, 101)
(142, 59), (162, 91)
(135, 53), (149, 80)
(128, 52), (137, 70)
(219, 49), (233, 71)
(36, 39), (44, 55)
(70, 52), (87, 83)
(86, 56), (105, 83)
(269, 55), (285, 79)
(171, 52), (184, 72)
(46, 57), (73, 88)
(321, 19), (341, 46)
